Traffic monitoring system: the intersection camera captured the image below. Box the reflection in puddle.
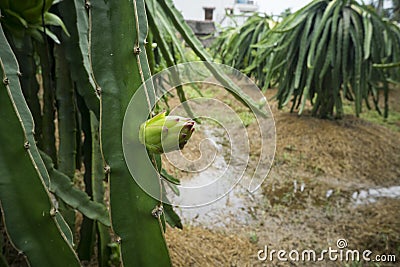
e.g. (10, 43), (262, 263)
(293, 180), (305, 193)
(326, 189), (334, 198)
(352, 186), (400, 205)
(174, 126), (263, 227)
(175, 184), (263, 228)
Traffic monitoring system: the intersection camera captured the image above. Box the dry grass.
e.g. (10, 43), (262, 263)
(164, 88), (400, 267)
(273, 111), (400, 185)
(166, 226), (257, 267)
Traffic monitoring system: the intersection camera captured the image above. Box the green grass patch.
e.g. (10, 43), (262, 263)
(343, 101), (400, 132)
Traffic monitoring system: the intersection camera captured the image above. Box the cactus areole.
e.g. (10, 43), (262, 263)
(139, 112), (195, 154)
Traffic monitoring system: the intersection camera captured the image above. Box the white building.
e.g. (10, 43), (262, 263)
(173, 0), (261, 27)
(172, 0), (313, 27)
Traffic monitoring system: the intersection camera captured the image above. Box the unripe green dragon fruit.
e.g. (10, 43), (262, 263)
(139, 112), (195, 154)
(0, 0), (69, 44)
(0, 0), (53, 25)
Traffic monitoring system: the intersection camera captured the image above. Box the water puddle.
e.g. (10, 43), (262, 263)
(175, 184), (263, 228)
(351, 186), (400, 205)
(172, 125), (400, 228)
(172, 126), (264, 227)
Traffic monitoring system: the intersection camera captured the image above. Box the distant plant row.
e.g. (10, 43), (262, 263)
(213, 0), (400, 118)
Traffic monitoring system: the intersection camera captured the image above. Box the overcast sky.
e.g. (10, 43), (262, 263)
(173, 0), (314, 21)
(173, 0), (392, 23)
(257, 0), (391, 15)
(257, 0), (312, 15)
(173, 0), (392, 20)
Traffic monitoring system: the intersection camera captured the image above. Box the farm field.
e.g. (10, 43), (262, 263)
(165, 87), (400, 267)
(1, 0), (399, 266)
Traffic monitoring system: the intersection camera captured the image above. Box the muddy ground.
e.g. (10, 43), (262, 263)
(164, 87), (400, 267)
(3, 84), (398, 267)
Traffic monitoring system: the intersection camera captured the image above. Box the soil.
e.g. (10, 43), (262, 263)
(4, 84), (398, 267)
(163, 87), (400, 267)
